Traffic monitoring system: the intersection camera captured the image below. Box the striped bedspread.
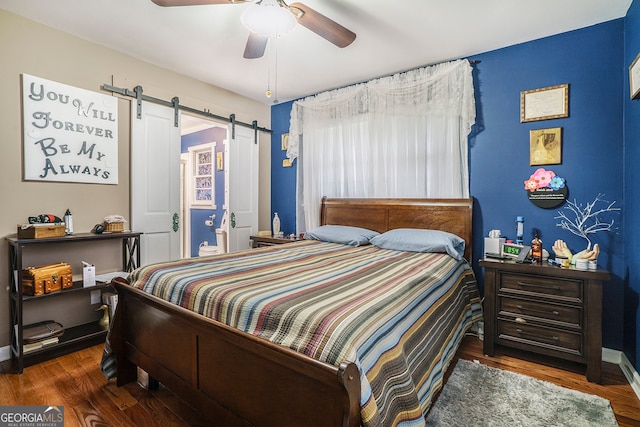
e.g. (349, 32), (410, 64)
(125, 240), (482, 427)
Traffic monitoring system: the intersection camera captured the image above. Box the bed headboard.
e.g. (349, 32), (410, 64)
(320, 197), (474, 261)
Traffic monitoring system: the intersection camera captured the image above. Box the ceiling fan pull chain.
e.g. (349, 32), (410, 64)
(265, 41), (272, 98)
(273, 35), (279, 104)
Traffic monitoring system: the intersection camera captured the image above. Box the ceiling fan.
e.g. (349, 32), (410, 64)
(150, 0), (356, 59)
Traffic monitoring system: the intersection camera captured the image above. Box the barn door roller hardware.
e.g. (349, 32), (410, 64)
(103, 83), (272, 142)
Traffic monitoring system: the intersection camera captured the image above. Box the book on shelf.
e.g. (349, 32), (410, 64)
(23, 336), (59, 353)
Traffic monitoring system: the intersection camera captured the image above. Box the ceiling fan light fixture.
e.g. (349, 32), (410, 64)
(241, 0), (297, 37)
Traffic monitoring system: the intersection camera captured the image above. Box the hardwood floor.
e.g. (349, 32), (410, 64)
(1, 337), (639, 426)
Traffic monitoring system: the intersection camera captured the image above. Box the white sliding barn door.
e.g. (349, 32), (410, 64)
(226, 125), (258, 252)
(131, 101), (181, 265)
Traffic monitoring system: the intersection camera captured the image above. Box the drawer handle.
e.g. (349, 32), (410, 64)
(516, 328), (559, 341)
(516, 305), (560, 316)
(515, 317), (526, 324)
(516, 281), (560, 290)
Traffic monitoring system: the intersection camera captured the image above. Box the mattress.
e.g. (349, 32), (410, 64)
(112, 240), (482, 427)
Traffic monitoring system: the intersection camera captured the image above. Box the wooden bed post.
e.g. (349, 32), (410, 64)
(109, 279), (137, 386)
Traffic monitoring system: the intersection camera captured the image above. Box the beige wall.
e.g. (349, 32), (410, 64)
(0, 10), (271, 349)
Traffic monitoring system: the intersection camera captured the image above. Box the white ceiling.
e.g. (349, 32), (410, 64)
(0, 0), (632, 106)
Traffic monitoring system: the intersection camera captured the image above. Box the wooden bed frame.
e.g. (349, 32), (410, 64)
(109, 197), (474, 427)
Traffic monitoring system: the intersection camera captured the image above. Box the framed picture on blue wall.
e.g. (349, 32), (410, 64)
(530, 127), (562, 166)
(630, 52), (640, 100)
(520, 84), (569, 122)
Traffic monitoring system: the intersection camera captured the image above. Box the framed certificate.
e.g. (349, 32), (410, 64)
(520, 84), (569, 123)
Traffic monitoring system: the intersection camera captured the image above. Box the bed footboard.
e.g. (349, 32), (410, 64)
(110, 279), (361, 427)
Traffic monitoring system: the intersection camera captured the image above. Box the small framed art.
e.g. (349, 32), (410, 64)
(216, 152), (224, 171)
(530, 127), (562, 166)
(630, 52), (640, 100)
(520, 84), (569, 122)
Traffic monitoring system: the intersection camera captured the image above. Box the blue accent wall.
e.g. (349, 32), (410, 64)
(271, 9), (638, 368)
(271, 100), (297, 236)
(181, 127), (227, 257)
(469, 20), (625, 353)
(624, 0), (640, 373)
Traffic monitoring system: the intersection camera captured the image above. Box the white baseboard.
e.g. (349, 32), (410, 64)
(602, 347), (622, 364)
(602, 347), (640, 400)
(619, 351), (640, 399)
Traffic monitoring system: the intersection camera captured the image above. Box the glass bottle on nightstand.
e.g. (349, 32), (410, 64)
(531, 232), (542, 262)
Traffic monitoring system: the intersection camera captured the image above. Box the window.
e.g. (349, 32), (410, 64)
(288, 59), (476, 232)
(188, 143), (216, 209)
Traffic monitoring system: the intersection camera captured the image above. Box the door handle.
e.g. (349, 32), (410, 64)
(172, 212), (179, 232)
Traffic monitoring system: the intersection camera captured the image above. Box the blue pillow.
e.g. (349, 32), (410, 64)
(304, 225), (379, 246)
(370, 228), (465, 260)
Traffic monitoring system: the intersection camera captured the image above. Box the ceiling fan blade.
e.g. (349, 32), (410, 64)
(150, 0), (244, 6)
(289, 2), (356, 48)
(243, 33), (269, 59)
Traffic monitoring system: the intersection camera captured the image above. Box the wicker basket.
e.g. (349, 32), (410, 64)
(103, 221), (125, 232)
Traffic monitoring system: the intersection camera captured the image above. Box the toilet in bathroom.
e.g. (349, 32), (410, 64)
(198, 212), (228, 256)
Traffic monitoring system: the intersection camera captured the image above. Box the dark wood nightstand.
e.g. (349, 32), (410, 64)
(250, 235), (304, 248)
(480, 259), (610, 383)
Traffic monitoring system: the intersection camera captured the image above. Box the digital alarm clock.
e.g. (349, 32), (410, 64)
(502, 243), (531, 262)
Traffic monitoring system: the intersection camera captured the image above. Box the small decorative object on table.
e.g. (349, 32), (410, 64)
(272, 212), (281, 237)
(531, 231), (542, 262)
(17, 223), (66, 239)
(22, 262), (73, 296)
(554, 193), (620, 267)
(64, 209), (73, 235)
(18, 213), (66, 239)
(103, 214), (127, 232)
(96, 304), (110, 329)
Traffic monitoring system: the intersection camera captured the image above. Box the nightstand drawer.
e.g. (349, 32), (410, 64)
(500, 272), (582, 301)
(498, 319), (582, 355)
(499, 296), (581, 329)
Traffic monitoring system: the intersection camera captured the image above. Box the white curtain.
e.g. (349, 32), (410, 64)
(288, 59), (475, 232)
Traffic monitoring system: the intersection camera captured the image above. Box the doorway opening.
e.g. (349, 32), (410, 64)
(180, 114), (228, 258)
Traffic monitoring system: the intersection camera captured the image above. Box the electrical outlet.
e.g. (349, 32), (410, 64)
(91, 290), (101, 304)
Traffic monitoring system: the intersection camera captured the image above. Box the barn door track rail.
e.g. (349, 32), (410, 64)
(103, 83), (271, 143)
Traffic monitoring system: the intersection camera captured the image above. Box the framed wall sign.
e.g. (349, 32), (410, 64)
(530, 127), (562, 166)
(22, 74), (119, 184)
(630, 52), (640, 100)
(520, 84), (569, 122)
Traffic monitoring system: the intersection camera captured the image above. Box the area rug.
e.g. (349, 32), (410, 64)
(425, 359), (618, 427)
